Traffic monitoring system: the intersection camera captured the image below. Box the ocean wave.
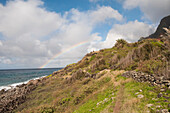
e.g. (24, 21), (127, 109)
(0, 75), (47, 91)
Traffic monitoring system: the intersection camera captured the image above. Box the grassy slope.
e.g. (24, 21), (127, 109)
(15, 39), (170, 113)
(15, 70), (169, 113)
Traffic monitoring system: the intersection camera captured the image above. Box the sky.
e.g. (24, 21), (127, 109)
(0, 0), (169, 69)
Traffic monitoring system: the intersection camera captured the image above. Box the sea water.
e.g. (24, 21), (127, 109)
(0, 68), (62, 90)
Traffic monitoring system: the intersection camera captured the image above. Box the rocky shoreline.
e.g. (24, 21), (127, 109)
(0, 77), (47, 113)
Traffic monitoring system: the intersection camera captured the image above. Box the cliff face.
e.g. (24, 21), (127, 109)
(147, 15), (170, 38)
(1, 16), (170, 113)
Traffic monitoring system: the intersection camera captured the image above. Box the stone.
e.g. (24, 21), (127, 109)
(164, 100), (168, 102)
(160, 88), (166, 92)
(0, 89), (5, 95)
(156, 110), (160, 113)
(157, 93), (163, 98)
(161, 84), (165, 87)
(137, 94), (144, 98)
(139, 89), (142, 92)
(135, 92), (139, 95)
(104, 98), (109, 102)
(156, 105), (161, 108)
(152, 98), (158, 100)
(122, 71), (169, 88)
(146, 104), (153, 107)
(163, 96), (170, 99)
(96, 102), (100, 106)
(111, 97), (115, 100)
(162, 80), (169, 83)
(0, 78), (37, 113)
(161, 109), (169, 113)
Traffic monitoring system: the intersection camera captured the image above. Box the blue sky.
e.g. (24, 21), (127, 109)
(0, 0), (169, 69)
(36, 0), (142, 39)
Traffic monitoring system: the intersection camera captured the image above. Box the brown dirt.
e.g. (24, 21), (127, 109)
(113, 85), (124, 113)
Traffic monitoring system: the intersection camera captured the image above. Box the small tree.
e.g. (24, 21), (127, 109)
(115, 39), (128, 48)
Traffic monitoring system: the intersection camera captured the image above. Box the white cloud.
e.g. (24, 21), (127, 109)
(0, 0), (123, 68)
(67, 6), (123, 26)
(0, 41), (2, 46)
(122, 0), (170, 23)
(88, 20), (155, 51)
(90, 6), (123, 23)
(89, 0), (100, 3)
(0, 0), (64, 39)
(0, 57), (12, 64)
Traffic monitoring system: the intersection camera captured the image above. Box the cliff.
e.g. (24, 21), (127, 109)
(147, 15), (170, 39)
(139, 15), (170, 41)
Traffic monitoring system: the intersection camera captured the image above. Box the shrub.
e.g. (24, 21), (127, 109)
(39, 107), (55, 113)
(115, 39), (128, 48)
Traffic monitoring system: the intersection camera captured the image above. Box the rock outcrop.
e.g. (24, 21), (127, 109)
(139, 15), (170, 41)
(122, 71), (170, 88)
(148, 15), (170, 38)
(0, 79), (42, 113)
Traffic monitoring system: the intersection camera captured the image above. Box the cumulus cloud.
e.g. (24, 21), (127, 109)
(122, 0), (170, 23)
(0, 0), (64, 39)
(90, 6), (123, 23)
(0, 0), (123, 68)
(88, 20), (155, 51)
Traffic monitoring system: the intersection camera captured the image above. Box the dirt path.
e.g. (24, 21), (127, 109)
(113, 85), (124, 113)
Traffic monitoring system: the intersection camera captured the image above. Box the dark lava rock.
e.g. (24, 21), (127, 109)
(0, 78), (41, 113)
(139, 15), (170, 41)
(122, 71), (170, 87)
(147, 15), (170, 39)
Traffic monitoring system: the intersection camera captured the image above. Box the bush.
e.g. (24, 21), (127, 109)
(115, 39), (128, 48)
(39, 107), (55, 113)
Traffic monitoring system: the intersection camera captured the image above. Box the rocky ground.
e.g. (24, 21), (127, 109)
(122, 71), (170, 88)
(0, 77), (47, 113)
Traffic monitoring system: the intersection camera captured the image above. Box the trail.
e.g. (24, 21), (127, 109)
(113, 85), (124, 113)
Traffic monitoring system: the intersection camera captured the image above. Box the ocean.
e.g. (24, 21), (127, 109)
(0, 68), (62, 90)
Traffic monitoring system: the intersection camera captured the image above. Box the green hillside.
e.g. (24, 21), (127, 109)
(14, 35), (170, 113)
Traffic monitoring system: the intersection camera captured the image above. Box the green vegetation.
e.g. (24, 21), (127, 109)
(90, 55), (96, 61)
(139, 60), (164, 74)
(46, 74), (52, 78)
(123, 80), (169, 112)
(151, 41), (163, 47)
(14, 38), (170, 113)
(74, 86), (116, 113)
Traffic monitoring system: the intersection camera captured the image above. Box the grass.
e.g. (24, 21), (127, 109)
(73, 85), (117, 113)
(121, 79), (170, 112)
(151, 41), (163, 47)
(90, 55), (96, 62)
(14, 39), (170, 113)
(15, 70), (169, 113)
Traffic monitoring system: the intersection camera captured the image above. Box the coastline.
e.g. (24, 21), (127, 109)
(0, 75), (47, 91)
(0, 73), (50, 113)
